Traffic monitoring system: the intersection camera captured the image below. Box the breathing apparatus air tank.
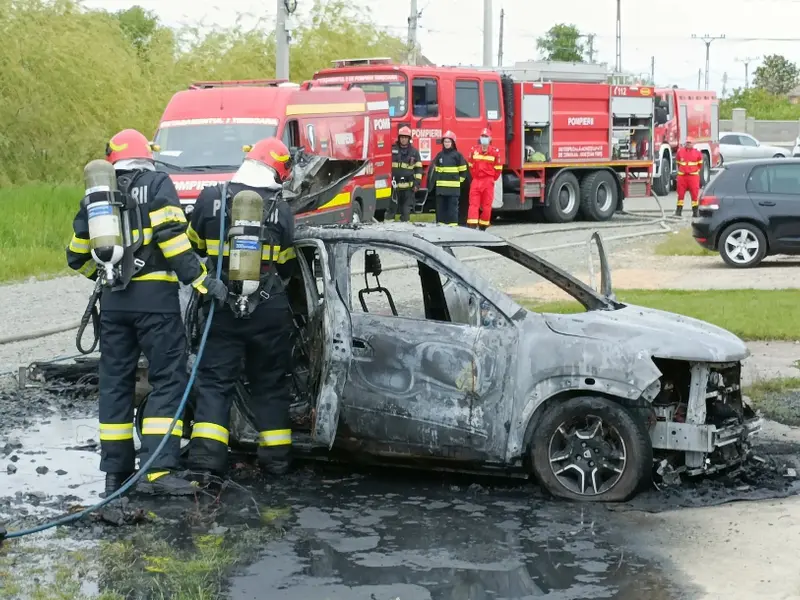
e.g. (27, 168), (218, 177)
(83, 159), (124, 285)
(227, 190), (264, 316)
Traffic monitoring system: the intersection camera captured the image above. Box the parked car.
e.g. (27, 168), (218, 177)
(792, 136), (800, 157)
(127, 224), (761, 502)
(692, 157), (800, 268)
(719, 132), (787, 163)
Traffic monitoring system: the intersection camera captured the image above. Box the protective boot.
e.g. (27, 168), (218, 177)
(258, 447), (292, 477)
(674, 206), (683, 217)
(478, 225), (488, 231)
(135, 471), (200, 496)
(692, 206), (699, 218)
(102, 472), (132, 498)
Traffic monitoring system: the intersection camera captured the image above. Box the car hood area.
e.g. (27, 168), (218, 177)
(542, 304), (749, 363)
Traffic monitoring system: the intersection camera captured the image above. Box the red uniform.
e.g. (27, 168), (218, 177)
(675, 146), (703, 208)
(467, 144), (502, 227)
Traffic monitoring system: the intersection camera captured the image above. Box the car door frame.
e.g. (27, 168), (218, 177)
(745, 162), (800, 250)
(719, 133), (742, 163)
(737, 133), (761, 159)
(294, 238), (353, 449)
(336, 238), (521, 462)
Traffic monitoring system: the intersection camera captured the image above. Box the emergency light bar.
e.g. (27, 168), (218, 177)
(189, 79), (289, 89)
(332, 57), (393, 68)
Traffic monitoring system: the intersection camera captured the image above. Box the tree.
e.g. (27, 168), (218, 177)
(536, 24), (585, 62)
(753, 54), (800, 96)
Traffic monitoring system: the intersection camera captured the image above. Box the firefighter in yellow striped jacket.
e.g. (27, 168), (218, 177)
(184, 138), (298, 480)
(66, 129), (225, 498)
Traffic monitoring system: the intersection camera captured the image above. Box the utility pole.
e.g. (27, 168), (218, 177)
(483, 0), (493, 67)
(721, 72), (728, 98)
(650, 56), (655, 84)
(407, 0), (419, 65)
(691, 33), (725, 90)
(615, 0), (622, 73)
(275, 0), (290, 79)
(586, 34), (596, 63)
(697, 68), (702, 89)
(736, 56), (760, 89)
(497, 8), (504, 66)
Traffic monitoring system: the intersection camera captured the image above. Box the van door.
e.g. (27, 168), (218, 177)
(453, 78), (484, 149)
(294, 239), (352, 448)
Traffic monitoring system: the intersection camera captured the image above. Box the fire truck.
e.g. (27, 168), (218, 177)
(652, 87), (721, 196)
(312, 59), (658, 223)
(150, 80), (392, 224)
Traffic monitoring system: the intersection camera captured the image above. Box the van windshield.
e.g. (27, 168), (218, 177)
(152, 120), (279, 172)
(350, 81), (407, 117)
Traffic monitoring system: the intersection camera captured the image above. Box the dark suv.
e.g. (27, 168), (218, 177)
(692, 157), (800, 268)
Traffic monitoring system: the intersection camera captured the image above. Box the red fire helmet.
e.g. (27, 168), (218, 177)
(105, 129), (152, 164)
(245, 137), (292, 182)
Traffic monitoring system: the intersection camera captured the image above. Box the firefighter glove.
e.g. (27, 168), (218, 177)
(203, 276), (229, 305)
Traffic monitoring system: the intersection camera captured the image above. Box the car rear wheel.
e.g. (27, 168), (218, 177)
(530, 396), (652, 502)
(719, 223), (767, 268)
(579, 170), (618, 221)
(543, 171), (580, 223)
(773, 153), (785, 159)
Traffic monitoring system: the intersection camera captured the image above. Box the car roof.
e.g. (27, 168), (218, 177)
(295, 222), (507, 246)
(723, 157), (800, 169)
(721, 131), (752, 137)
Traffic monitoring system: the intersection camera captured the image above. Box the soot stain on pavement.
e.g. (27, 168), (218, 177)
(229, 470), (695, 600)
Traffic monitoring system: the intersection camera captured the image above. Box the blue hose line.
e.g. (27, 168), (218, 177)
(2, 200), (226, 541)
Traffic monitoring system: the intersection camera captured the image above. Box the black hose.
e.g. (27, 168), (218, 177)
(76, 281), (101, 355)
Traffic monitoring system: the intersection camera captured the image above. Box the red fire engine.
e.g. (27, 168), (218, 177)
(150, 80), (392, 224)
(312, 58), (659, 223)
(652, 87), (721, 196)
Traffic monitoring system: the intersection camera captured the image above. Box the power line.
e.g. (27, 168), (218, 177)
(692, 33), (725, 90)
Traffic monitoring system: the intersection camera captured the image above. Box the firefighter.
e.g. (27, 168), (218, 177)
(675, 136), (704, 217)
(386, 125), (423, 222)
(185, 137), (297, 479)
(66, 129), (226, 497)
(466, 128), (503, 230)
(426, 131), (469, 226)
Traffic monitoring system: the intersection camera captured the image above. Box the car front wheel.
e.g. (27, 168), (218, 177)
(530, 396), (652, 502)
(719, 223), (767, 268)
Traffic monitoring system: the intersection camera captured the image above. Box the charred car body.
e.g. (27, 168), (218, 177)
(133, 220), (761, 502)
(31, 153), (761, 503)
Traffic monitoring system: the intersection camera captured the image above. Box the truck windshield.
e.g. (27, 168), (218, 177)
(152, 122), (278, 172)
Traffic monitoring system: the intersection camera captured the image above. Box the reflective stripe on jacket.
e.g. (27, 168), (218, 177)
(676, 147), (703, 176)
(427, 148), (468, 197)
(467, 145), (503, 181)
(391, 142), (423, 189)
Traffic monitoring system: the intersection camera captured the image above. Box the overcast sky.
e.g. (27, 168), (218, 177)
(82, 0), (800, 94)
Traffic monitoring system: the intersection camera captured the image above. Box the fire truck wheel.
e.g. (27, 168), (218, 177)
(351, 200), (364, 224)
(579, 171), (618, 222)
(543, 171), (581, 223)
(652, 158), (670, 196)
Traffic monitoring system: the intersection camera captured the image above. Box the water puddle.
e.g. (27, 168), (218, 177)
(0, 417), (102, 520)
(229, 473), (683, 600)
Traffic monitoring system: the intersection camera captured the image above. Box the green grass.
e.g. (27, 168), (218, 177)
(409, 212), (436, 223)
(654, 227), (716, 257)
(0, 184), (81, 283)
(523, 289), (800, 341)
(743, 377), (800, 426)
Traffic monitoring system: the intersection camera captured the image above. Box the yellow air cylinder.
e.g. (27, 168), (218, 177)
(228, 190), (264, 293)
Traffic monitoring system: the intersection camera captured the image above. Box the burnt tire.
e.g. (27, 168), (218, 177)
(579, 171), (618, 222)
(652, 157), (670, 196)
(718, 222), (767, 268)
(530, 396), (652, 502)
(543, 171), (580, 223)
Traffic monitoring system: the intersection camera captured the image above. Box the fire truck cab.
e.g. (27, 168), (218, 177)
(151, 80), (392, 224)
(652, 88), (721, 196)
(313, 59), (657, 223)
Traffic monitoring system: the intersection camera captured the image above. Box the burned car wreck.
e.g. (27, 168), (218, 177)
(122, 221), (762, 503)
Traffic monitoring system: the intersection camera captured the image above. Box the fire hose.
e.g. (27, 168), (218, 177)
(0, 200), (227, 542)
